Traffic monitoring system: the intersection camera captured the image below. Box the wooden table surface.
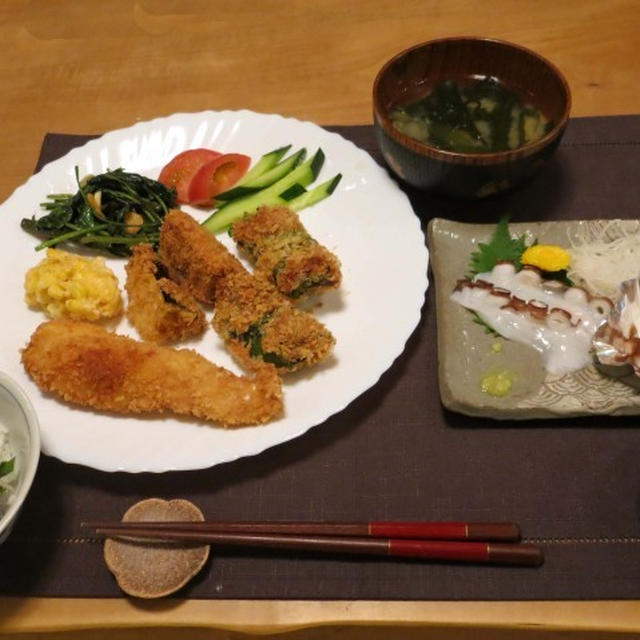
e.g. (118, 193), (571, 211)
(2, 1), (640, 637)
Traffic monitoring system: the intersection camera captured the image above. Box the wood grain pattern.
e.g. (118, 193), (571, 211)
(1, 0), (639, 204)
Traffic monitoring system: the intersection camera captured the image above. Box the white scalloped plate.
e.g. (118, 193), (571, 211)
(0, 111), (428, 472)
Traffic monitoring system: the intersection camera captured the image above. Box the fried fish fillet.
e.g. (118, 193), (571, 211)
(21, 320), (282, 427)
(230, 205), (342, 299)
(125, 244), (207, 344)
(159, 210), (335, 373)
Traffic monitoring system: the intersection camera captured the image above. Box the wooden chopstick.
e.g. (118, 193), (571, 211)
(82, 525), (543, 566)
(81, 520), (521, 542)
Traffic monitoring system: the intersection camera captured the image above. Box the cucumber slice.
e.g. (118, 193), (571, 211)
(202, 149), (325, 234)
(215, 147), (306, 201)
(237, 145), (290, 185)
(279, 183), (307, 201)
(287, 174), (342, 212)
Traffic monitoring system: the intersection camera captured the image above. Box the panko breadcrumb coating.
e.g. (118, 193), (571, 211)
(158, 209), (242, 304)
(24, 248), (122, 321)
(159, 209), (335, 373)
(213, 270), (335, 372)
(230, 205), (341, 299)
(125, 244), (206, 344)
(21, 319), (283, 427)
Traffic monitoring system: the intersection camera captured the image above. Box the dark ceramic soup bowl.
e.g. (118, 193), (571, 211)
(373, 37), (571, 198)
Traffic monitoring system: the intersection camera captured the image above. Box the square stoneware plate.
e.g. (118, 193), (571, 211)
(428, 217), (640, 419)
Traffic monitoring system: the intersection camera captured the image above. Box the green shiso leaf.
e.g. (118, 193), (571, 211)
(541, 268), (573, 287)
(469, 215), (529, 276)
(471, 311), (501, 337)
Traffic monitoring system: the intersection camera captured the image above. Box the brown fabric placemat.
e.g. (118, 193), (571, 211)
(1, 118), (640, 600)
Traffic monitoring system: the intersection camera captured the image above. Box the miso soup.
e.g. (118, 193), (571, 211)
(390, 77), (552, 153)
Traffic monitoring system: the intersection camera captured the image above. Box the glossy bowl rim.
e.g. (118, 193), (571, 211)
(0, 371), (41, 536)
(372, 36), (572, 164)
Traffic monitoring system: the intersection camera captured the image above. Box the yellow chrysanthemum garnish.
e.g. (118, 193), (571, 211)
(520, 244), (570, 272)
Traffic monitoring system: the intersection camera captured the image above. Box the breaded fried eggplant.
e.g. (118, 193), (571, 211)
(230, 205), (342, 299)
(125, 244), (206, 344)
(22, 319), (283, 427)
(159, 210), (335, 373)
(158, 209), (242, 304)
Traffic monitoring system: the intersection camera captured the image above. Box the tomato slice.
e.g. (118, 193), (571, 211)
(187, 153), (251, 206)
(158, 149), (222, 204)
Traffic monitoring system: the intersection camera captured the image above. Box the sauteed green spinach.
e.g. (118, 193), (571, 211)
(21, 168), (177, 256)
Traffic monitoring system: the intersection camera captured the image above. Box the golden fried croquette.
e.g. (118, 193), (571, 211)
(22, 320), (282, 427)
(159, 210), (335, 373)
(230, 205), (342, 299)
(125, 244), (206, 344)
(158, 209), (242, 304)
(212, 270), (335, 373)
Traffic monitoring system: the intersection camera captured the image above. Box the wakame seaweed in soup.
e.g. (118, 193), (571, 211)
(390, 77), (552, 153)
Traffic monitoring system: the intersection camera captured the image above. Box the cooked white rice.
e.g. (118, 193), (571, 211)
(0, 425), (17, 514)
